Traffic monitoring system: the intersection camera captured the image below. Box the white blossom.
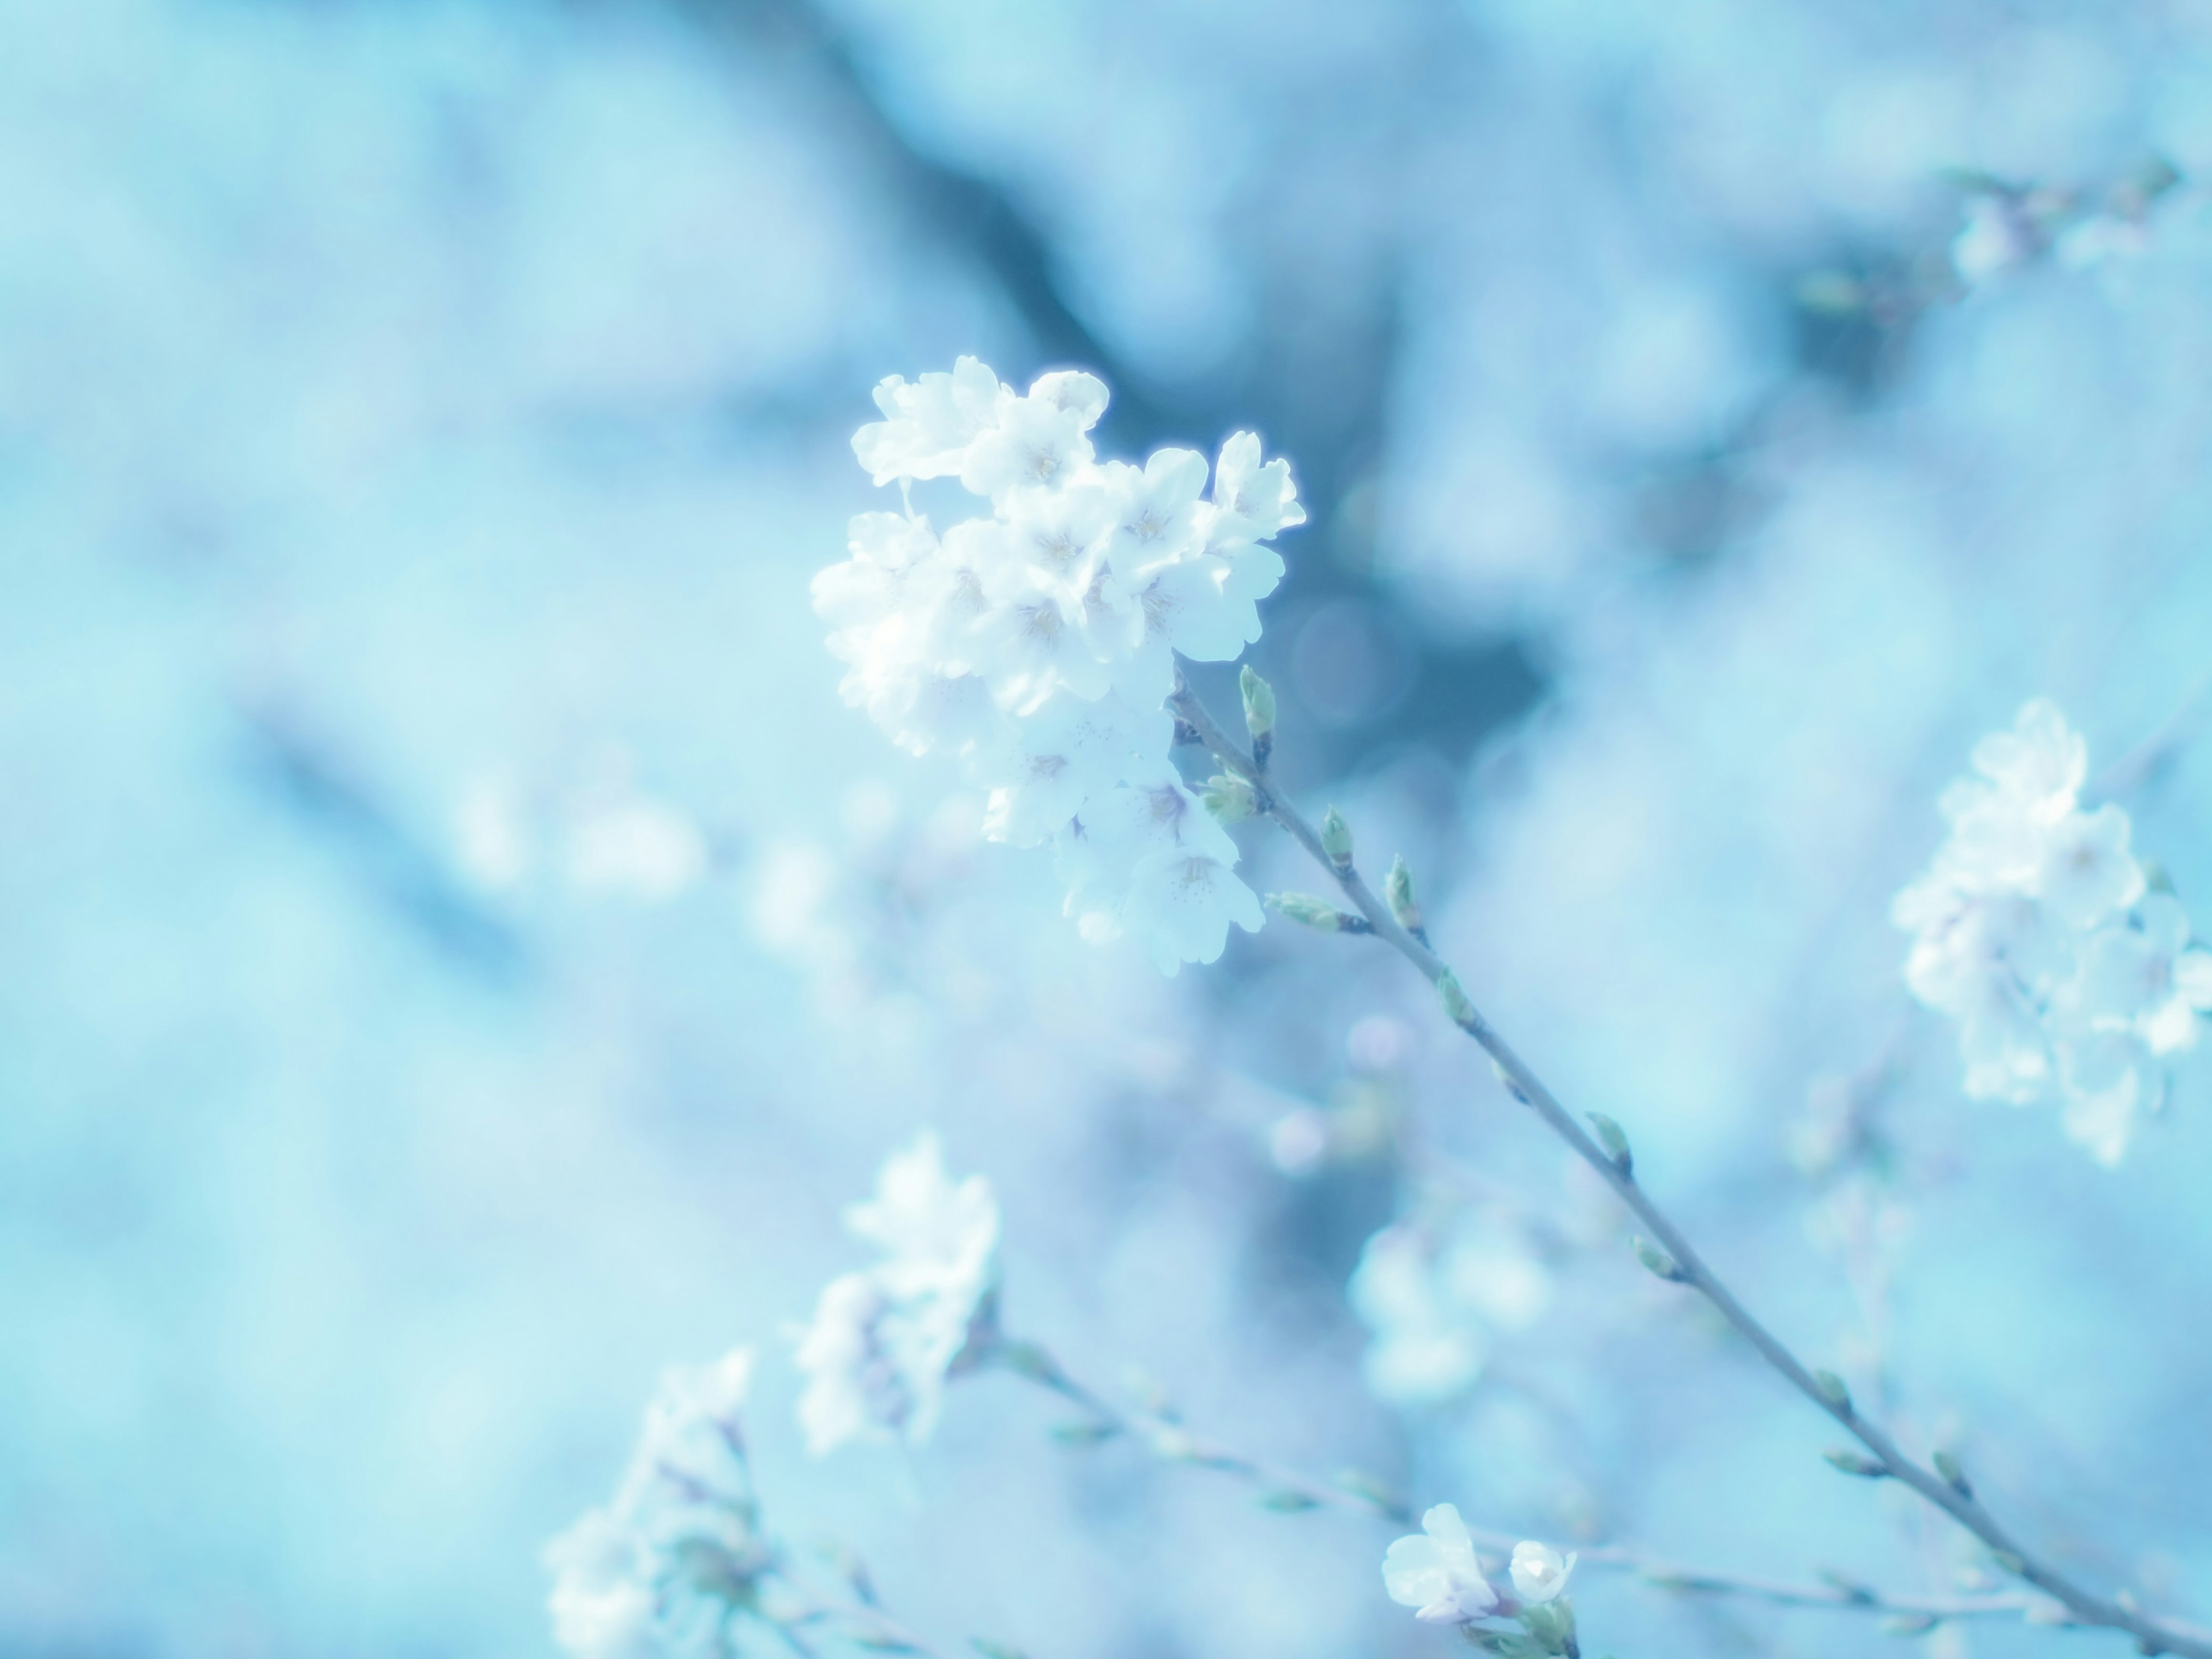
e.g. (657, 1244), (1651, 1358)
(545, 1349), (766, 1659)
(795, 1133), (1000, 1455)
(1382, 1504), (1499, 1624)
(1508, 1541), (1577, 1606)
(815, 361), (1302, 975)
(851, 357), (1003, 485)
(1895, 699), (2200, 1162)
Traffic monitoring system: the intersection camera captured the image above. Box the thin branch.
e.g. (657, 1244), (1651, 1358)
(988, 1335), (2088, 1634)
(988, 1336), (1409, 1524)
(1170, 664), (2212, 1659)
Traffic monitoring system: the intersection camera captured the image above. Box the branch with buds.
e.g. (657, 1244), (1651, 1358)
(1171, 661), (2212, 1659)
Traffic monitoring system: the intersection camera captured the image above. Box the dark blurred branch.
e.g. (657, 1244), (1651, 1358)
(1171, 663), (2212, 1659)
(240, 702), (526, 983)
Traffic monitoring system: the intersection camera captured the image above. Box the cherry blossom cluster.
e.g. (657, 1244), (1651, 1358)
(546, 1350), (767, 1659)
(794, 1131), (1001, 1454)
(812, 358), (1305, 973)
(1893, 700), (2212, 1164)
(1384, 1506), (1578, 1654)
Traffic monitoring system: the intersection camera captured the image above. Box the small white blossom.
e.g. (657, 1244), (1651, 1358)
(546, 1348), (766, 1659)
(1508, 1540), (1577, 1605)
(546, 1510), (659, 1659)
(1382, 1504), (1499, 1624)
(795, 1134), (1000, 1455)
(815, 361), (1298, 975)
(851, 357), (1002, 484)
(2032, 805), (2144, 930)
(1896, 699), (2195, 1162)
(2070, 895), (2212, 1055)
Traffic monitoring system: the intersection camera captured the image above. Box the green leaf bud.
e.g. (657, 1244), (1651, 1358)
(1822, 1448), (1890, 1479)
(1585, 1112), (1633, 1176)
(1633, 1236), (1686, 1283)
(1200, 772), (1257, 825)
(1319, 806), (1354, 869)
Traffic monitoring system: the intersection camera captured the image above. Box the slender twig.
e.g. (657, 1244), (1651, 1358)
(986, 1336), (2093, 1634)
(988, 1336), (1409, 1523)
(1169, 665), (2212, 1659)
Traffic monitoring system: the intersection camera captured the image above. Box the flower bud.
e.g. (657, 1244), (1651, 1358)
(1384, 855), (1423, 934)
(1585, 1112), (1633, 1176)
(1200, 773), (1258, 825)
(1822, 1448), (1889, 1479)
(1437, 969), (1476, 1028)
(1632, 1236), (1686, 1283)
(1240, 664), (1277, 741)
(1812, 1369), (1852, 1414)
(1319, 806), (1354, 869)
(1933, 1449), (1974, 1498)
(1267, 892), (1369, 934)
(1991, 1550), (2027, 1577)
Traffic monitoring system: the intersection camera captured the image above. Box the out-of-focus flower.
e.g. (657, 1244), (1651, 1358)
(1350, 1215), (1551, 1407)
(796, 1134), (1000, 1454)
(1382, 1505), (1499, 1624)
(1895, 700), (2202, 1162)
(546, 1349), (767, 1659)
(815, 361), (1300, 974)
(1508, 1540), (1577, 1605)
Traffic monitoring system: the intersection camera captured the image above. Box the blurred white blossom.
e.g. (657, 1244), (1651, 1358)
(796, 1132), (1001, 1453)
(546, 1350), (765, 1659)
(1894, 699), (2207, 1163)
(1349, 1215), (1551, 1408)
(813, 359), (1302, 973)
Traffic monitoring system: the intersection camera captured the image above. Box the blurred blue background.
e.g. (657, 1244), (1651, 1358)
(5, 1), (2212, 1656)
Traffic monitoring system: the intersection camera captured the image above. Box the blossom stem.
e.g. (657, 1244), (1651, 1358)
(990, 1334), (2148, 1638)
(1168, 666), (2212, 1659)
(986, 1337), (1410, 1523)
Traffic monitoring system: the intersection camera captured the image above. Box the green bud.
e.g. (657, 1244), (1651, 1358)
(1239, 664), (1277, 740)
(1633, 1236), (1686, 1283)
(1933, 1449), (1972, 1497)
(1384, 855), (1423, 933)
(1200, 772), (1257, 824)
(1823, 1448), (1889, 1479)
(1585, 1112), (1633, 1176)
(1259, 1489), (1320, 1513)
(1437, 969), (1476, 1028)
(1048, 1421), (1119, 1447)
(1812, 1369), (1852, 1414)
(1991, 1550), (2027, 1578)
(1319, 806), (1354, 869)
(1266, 892), (1370, 934)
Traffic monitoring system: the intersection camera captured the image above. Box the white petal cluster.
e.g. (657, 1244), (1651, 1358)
(1382, 1506), (1500, 1624)
(546, 1350), (764, 1659)
(814, 359), (1303, 974)
(795, 1132), (1001, 1455)
(1349, 1217), (1552, 1407)
(1893, 699), (2212, 1164)
(1382, 1510), (1578, 1633)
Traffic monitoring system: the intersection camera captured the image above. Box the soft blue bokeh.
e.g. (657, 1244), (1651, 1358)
(4, 2), (2209, 1656)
